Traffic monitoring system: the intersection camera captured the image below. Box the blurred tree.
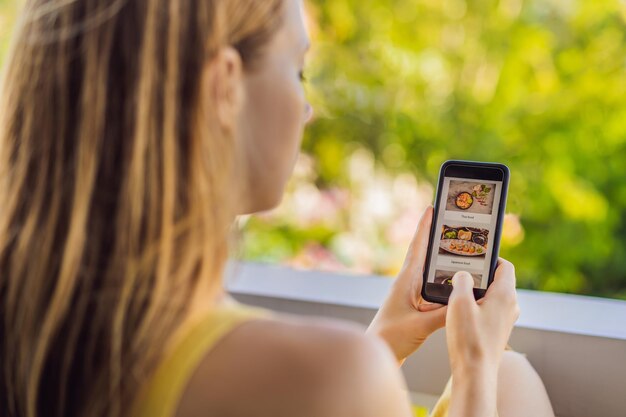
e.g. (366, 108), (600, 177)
(0, 0), (17, 64)
(296, 0), (626, 299)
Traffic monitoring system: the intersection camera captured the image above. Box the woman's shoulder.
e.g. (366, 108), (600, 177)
(174, 311), (412, 417)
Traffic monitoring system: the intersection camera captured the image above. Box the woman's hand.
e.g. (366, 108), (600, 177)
(446, 259), (520, 417)
(366, 206), (447, 365)
(446, 259), (519, 373)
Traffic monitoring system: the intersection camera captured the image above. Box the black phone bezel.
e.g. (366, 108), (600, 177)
(421, 160), (510, 305)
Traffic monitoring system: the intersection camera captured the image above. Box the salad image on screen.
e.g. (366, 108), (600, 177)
(439, 225), (489, 258)
(446, 180), (496, 215)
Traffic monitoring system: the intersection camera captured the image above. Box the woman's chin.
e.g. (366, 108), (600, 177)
(238, 186), (285, 215)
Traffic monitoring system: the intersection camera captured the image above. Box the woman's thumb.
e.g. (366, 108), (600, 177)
(450, 271), (475, 301)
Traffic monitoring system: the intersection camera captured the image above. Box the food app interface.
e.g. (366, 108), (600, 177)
(426, 177), (503, 289)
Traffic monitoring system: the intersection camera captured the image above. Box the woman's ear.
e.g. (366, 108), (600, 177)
(202, 46), (244, 132)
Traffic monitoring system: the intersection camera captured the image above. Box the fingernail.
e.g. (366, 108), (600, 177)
(452, 271), (471, 287)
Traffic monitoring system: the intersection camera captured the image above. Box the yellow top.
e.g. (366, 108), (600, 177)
(131, 303), (272, 417)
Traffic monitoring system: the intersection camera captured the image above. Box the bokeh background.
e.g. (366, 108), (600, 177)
(2, 0), (625, 299)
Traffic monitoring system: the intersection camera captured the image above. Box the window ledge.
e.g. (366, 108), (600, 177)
(226, 262), (626, 340)
(226, 262), (626, 417)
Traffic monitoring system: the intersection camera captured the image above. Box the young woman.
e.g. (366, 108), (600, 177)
(0, 0), (554, 416)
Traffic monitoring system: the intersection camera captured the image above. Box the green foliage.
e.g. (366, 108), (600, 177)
(0, 1), (17, 65)
(296, 0), (626, 299)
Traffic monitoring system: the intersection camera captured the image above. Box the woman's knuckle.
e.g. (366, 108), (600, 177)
(503, 288), (517, 305)
(450, 294), (473, 311)
(499, 259), (515, 274)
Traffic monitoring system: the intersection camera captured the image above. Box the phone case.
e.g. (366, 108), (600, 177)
(421, 160), (510, 304)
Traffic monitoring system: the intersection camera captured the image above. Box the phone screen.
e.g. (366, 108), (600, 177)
(422, 161), (509, 303)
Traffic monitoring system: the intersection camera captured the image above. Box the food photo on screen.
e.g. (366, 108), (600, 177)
(439, 225), (489, 258)
(446, 180), (496, 215)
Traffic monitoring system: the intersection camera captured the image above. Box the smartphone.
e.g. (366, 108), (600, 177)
(421, 160), (510, 304)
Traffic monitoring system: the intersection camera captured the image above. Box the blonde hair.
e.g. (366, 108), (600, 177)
(0, 1), (283, 416)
